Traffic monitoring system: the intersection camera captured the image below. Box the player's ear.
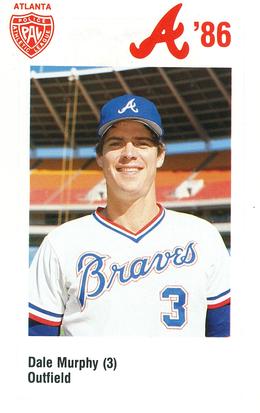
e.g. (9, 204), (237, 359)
(156, 144), (166, 169)
(96, 154), (103, 168)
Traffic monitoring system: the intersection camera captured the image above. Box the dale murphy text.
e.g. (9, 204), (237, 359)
(28, 356), (99, 383)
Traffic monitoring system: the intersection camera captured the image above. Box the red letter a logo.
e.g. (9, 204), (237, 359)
(130, 4), (189, 59)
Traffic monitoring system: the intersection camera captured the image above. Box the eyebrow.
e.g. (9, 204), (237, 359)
(104, 136), (124, 141)
(104, 136), (155, 142)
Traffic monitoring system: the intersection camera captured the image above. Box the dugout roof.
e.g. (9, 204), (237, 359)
(30, 66), (231, 148)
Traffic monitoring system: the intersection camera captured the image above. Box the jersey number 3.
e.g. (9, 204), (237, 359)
(160, 286), (188, 329)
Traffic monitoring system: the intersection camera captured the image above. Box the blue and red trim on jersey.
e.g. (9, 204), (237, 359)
(29, 303), (63, 327)
(93, 204), (165, 243)
(207, 289), (231, 309)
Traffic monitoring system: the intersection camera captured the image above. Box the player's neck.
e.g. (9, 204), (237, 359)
(103, 196), (160, 233)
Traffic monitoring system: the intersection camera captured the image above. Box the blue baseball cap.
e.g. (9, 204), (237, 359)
(97, 94), (164, 139)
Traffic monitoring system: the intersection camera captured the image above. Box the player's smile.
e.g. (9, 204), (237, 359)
(116, 162), (144, 175)
(116, 167), (142, 175)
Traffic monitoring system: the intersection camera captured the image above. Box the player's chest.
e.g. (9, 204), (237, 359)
(60, 234), (206, 306)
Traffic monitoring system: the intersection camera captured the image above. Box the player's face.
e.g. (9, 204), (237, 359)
(96, 120), (165, 202)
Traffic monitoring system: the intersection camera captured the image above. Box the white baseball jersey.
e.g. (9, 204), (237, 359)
(29, 205), (230, 336)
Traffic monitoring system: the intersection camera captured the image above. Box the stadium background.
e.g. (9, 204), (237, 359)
(29, 66), (231, 263)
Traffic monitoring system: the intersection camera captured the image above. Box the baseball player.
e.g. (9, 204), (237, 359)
(29, 94), (230, 336)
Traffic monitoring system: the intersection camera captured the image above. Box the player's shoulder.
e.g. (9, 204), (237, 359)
(164, 208), (219, 233)
(45, 213), (93, 243)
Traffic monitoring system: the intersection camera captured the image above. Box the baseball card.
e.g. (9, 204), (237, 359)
(1, 0), (259, 411)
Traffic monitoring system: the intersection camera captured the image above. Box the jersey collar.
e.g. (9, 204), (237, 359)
(93, 204), (165, 243)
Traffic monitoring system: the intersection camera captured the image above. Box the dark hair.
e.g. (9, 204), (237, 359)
(95, 124), (165, 156)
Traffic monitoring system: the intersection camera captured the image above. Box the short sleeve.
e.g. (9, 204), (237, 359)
(206, 226), (230, 309)
(29, 237), (68, 327)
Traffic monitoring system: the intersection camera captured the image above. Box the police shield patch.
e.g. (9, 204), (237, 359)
(10, 13), (54, 58)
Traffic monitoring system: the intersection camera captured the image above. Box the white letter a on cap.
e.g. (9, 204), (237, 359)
(118, 98), (139, 114)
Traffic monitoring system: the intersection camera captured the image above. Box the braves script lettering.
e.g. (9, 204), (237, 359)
(130, 3), (189, 59)
(77, 241), (197, 308)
